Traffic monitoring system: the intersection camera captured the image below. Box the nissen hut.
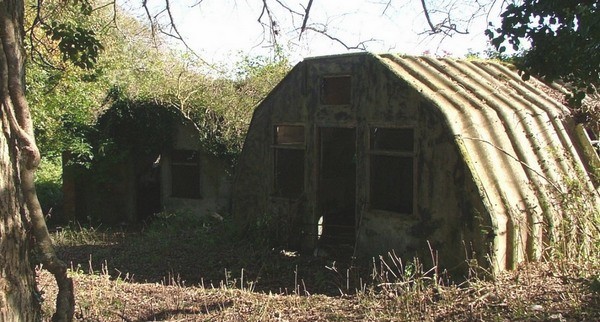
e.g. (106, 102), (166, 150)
(63, 107), (231, 225)
(232, 53), (599, 274)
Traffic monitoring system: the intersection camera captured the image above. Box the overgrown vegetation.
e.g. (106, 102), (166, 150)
(550, 174), (600, 269)
(38, 211), (599, 321)
(27, 1), (290, 221)
(486, 0), (600, 133)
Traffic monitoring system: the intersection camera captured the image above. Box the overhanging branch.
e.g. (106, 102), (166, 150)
(299, 0), (314, 38)
(303, 25), (376, 50)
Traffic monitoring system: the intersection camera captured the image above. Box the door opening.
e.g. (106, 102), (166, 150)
(317, 127), (356, 256)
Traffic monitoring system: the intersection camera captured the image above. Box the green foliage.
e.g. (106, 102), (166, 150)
(27, 61), (101, 160)
(42, 21), (103, 69)
(487, 1), (600, 107)
(35, 157), (63, 217)
(61, 94), (183, 188)
(25, 0), (292, 226)
(189, 53), (291, 165)
(27, 0), (292, 167)
(26, 0), (113, 161)
(93, 93), (182, 158)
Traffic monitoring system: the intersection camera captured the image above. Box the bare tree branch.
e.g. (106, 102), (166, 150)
(258, 0), (280, 47)
(141, 0), (209, 64)
(299, 0), (314, 38)
(303, 25), (376, 50)
(420, 0), (468, 35)
(381, 0), (392, 15)
(163, 0), (182, 41)
(419, 0), (494, 36)
(142, 0), (158, 46)
(421, 0), (437, 33)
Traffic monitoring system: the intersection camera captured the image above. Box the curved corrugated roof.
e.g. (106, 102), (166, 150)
(377, 54), (599, 270)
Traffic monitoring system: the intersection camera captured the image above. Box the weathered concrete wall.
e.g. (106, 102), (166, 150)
(160, 120), (231, 216)
(233, 53), (490, 271)
(356, 99), (491, 270)
(232, 53), (491, 272)
(232, 64), (308, 241)
(63, 153), (137, 225)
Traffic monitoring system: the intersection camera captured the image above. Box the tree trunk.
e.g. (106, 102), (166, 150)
(0, 0), (40, 319)
(0, 109), (39, 321)
(0, 1), (73, 320)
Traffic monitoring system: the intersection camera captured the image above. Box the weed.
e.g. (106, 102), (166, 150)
(39, 208), (599, 321)
(51, 222), (122, 247)
(546, 172), (600, 273)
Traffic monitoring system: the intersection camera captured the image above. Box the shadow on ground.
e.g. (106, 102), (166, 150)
(54, 223), (366, 296)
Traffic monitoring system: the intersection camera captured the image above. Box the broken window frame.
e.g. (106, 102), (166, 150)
(368, 126), (416, 215)
(272, 124), (306, 198)
(170, 149), (202, 199)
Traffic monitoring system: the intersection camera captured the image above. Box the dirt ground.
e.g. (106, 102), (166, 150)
(37, 222), (600, 321)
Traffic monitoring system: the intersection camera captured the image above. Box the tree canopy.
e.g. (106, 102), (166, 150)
(486, 0), (599, 108)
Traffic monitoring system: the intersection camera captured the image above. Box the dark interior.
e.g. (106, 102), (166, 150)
(317, 127), (357, 254)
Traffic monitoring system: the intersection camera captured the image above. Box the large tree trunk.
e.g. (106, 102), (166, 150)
(0, 1), (39, 319)
(0, 0), (73, 320)
(0, 110), (39, 321)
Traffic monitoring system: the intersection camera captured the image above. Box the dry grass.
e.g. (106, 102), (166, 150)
(38, 217), (600, 321)
(37, 261), (599, 321)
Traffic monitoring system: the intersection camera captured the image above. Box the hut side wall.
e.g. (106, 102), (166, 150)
(232, 64), (309, 246)
(62, 152), (137, 225)
(160, 120), (231, 216)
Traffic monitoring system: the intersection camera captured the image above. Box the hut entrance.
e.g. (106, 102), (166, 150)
(317, 127), (356, 256)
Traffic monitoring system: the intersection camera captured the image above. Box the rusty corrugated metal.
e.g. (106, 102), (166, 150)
(377, 54), (599, 271)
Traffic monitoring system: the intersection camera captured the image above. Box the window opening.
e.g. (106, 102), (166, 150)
(369, 127), (415, 214)
(371, 128), (414, 151)
(171, 150), (201, 199)
(321, 76), (351, 105)
(275, 125), (304, 144)
(273, 125), (305, 198)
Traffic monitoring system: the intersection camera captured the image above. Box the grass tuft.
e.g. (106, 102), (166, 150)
(39, 209), (600, 321)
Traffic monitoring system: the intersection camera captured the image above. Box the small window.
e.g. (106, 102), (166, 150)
(369, 127), (415, 214)
(171, 150), (201, 199)
(273, 125), (305, 198)
(321, 76), (351, 105)
(275, 125), (304, 145)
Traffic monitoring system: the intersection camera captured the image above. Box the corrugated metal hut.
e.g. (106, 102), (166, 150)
(232, 53), (599, 274)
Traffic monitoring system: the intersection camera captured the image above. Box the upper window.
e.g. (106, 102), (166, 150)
(275, 125), (305, 145)
(369, 127), (415, 214)
(321, 76), (351, 105)
(273, 125), (305, 198)
(171, 150), (201, 199)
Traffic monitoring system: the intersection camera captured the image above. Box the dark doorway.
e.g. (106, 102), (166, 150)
(136, 156), (162, 222)
(317, 127), (356, 256)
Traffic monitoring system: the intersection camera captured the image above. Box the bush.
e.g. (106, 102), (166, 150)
(35, 157), (64, 221)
